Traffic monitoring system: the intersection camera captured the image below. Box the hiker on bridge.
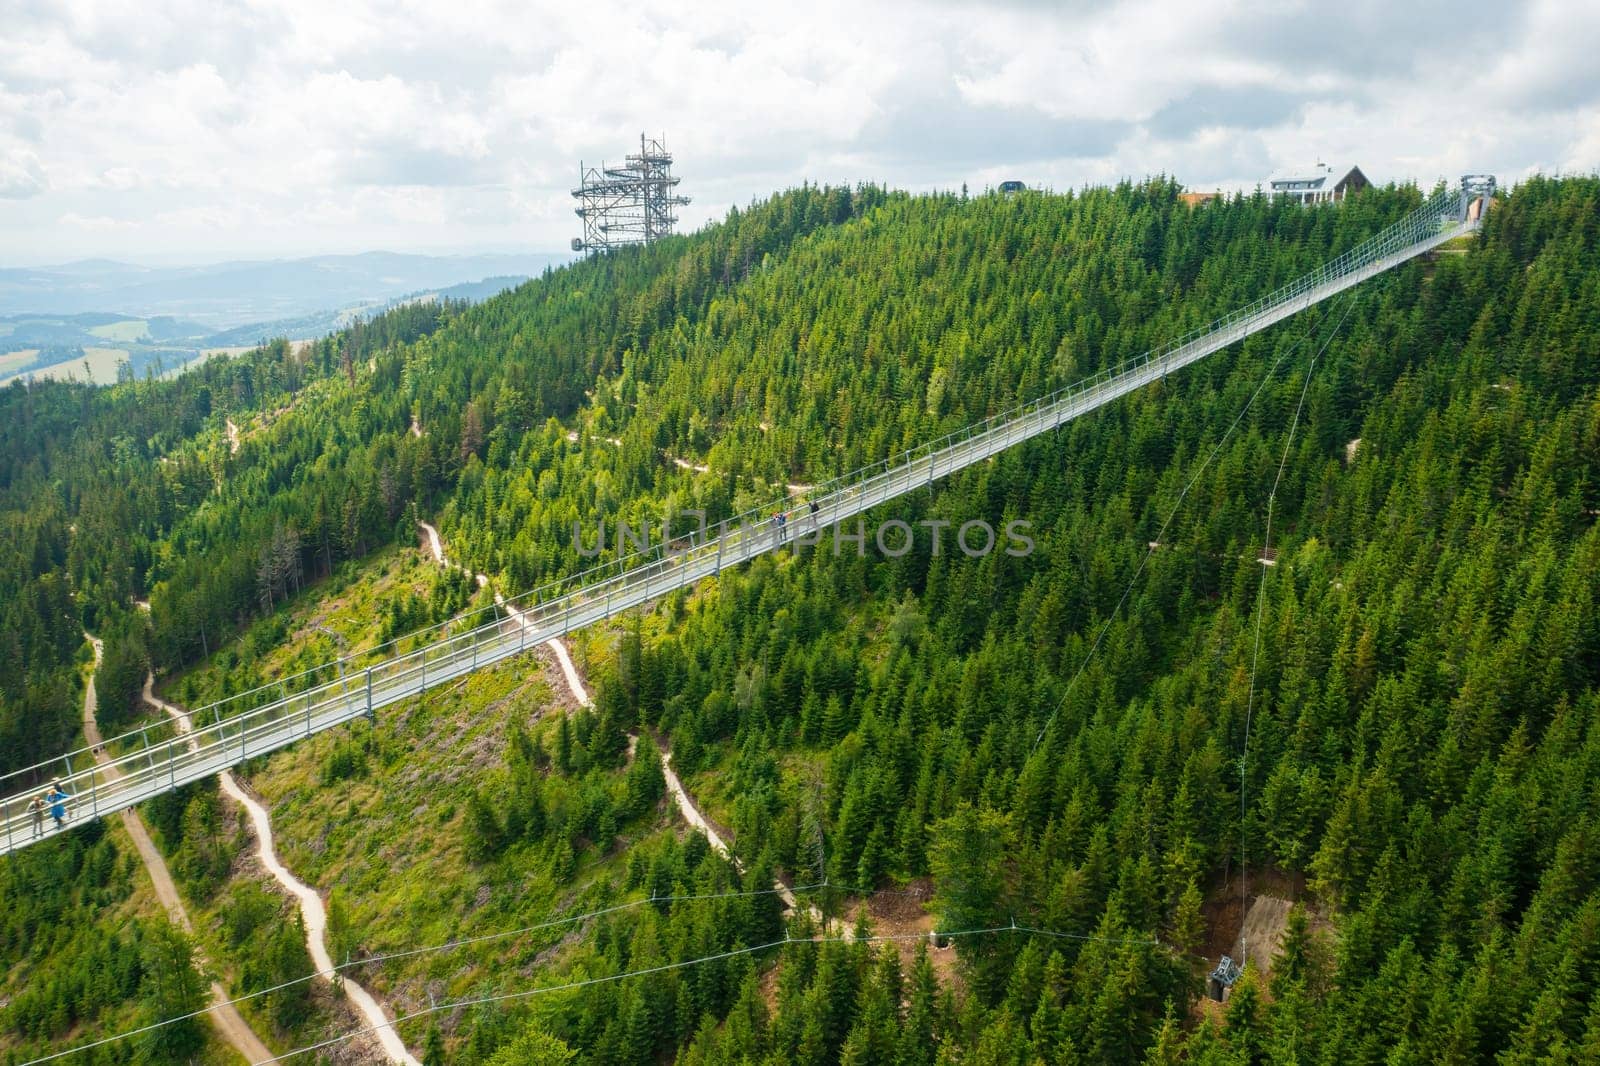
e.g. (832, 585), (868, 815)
(28, 794), (45, 838)
(46, 780), (70, 831)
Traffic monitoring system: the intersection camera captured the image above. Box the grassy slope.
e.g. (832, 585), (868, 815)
(160, 543), (698, 1057)
(153, 541), (935, 1060)
(88, 321), (151, 343)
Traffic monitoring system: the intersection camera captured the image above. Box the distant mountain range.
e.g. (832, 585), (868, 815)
(197, 275), (538, 348)
(0, 251), (570, 329)
(0, 253), (567, 386)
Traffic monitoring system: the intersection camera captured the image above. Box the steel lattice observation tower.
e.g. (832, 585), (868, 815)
(571, 134), (690, 254)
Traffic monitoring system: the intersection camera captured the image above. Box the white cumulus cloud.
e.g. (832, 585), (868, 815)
(0, 0), (1595, 262)
(0, 150), (47, 199)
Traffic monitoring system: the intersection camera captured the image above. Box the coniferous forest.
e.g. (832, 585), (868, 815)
(3, 175), (1600, 1063)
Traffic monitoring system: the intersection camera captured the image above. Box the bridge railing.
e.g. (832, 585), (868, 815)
(48, 186), (1465, 756)
(0, 186), (1480, 853)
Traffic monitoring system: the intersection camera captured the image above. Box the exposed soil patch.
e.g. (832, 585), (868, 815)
(1200, 867), (1305, 981)
(1234, 895), (1293, 977)
(758, 961), (782, 1012)
(531, 640), (587, 715)
(837, 880), (960, 987)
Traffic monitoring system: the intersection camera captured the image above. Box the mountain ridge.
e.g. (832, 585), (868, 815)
(0, 249), (570, 328)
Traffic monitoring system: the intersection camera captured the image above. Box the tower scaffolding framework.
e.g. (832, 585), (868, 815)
(572, 133), (690, 253)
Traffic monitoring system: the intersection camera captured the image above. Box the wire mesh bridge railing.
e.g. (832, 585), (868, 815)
(0, 181), (1490, 856)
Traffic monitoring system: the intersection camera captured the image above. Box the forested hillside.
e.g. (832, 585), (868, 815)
(3, 175), (1599, 1064)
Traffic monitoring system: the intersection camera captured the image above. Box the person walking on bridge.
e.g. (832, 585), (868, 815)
(28, 794), (45, 838)
(46, 780), (70, 832)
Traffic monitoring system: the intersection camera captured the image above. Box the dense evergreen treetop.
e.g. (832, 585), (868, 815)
(3, 174), (1598, 1063)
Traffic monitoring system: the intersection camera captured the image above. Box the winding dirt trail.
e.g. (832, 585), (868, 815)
(417, 521), (451, 576)
(654, 747), (811, 916)
(415, 523), (814, 918)
(564, 424), (810, 498)
(79, 638), (272, 1065)
(666, 453), (811, 497)
(142, 678), (420, 1065)
(417, 522), (588, 701)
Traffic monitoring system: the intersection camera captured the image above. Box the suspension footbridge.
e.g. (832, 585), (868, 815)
(0, 179), (1495, 856)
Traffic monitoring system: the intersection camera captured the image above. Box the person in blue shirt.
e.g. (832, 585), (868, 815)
(46, 780), (69, 831)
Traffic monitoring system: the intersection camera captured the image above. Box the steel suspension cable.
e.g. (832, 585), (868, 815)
(18, 880), (821, 1066)
(1237, 291), (1356, 965)
(1031, 293), (1354, 753)
(260, 922), (1166, 1064)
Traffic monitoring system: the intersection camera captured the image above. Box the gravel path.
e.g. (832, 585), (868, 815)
(144, 675), (420, 1065)
(80, 637), (273, 1065)
(418, 521), (813, 923)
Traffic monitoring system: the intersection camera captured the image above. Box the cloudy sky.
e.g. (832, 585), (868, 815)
(3, 0), (1597, 265)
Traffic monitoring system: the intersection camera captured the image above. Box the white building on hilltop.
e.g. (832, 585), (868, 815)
(1269, 162), (1370, 204)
